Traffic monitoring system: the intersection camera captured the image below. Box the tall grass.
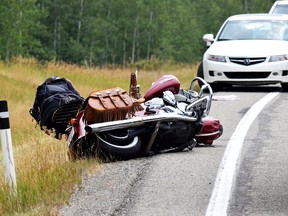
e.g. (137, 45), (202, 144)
(0, 57), (198, 215)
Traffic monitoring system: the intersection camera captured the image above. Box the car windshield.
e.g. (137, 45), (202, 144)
(218, 19), (288, 41)
(272, 5), (288, 14)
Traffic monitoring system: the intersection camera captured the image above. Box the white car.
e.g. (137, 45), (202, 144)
(269, 0), (288, 14)
(197, 13), (288, 91)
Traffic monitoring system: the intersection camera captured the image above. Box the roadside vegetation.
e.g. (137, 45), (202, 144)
(0, 1), (274, 67)
(0, 58), (198, 215)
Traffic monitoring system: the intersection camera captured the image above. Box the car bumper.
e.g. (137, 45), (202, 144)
(203, 60), (288, 85)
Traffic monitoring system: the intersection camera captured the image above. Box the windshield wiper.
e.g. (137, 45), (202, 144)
(217, 39), (232, 41)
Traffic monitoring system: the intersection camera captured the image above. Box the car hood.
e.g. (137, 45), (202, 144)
(206, 40), (288, 57)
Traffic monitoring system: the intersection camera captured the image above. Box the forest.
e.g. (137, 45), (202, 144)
(0, 0), (276, 67)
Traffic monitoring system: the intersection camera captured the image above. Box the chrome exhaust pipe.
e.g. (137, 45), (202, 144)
(85, 112), (198, 133)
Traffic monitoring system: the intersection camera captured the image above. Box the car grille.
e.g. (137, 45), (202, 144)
(224, 72), (271, 79)
(229, 57), (266, 66)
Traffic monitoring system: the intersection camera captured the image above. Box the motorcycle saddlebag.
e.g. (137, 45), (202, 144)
(195, 117), (223, 145)
(84, 87), (142, 123)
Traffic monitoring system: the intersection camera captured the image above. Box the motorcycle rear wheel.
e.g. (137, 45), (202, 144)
(97, 130), (142, 160)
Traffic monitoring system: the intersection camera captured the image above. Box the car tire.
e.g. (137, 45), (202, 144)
(210, 83), (223, 92)
(281, 83), (288, 92)
(197, 62), (204, 78)
(197, 62), (204, 87)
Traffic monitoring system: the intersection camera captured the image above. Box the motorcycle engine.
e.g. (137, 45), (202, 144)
(151, 120), (203, 152)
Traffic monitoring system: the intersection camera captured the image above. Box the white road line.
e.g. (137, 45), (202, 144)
(205, 92), (280, 216)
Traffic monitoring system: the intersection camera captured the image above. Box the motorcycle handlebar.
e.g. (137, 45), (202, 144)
(189, 77), (213, 116)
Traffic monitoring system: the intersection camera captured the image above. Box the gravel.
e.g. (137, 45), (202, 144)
(58, 157), (152, 216)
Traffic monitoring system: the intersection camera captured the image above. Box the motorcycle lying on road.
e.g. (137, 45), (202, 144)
(30, 72), (223, 161)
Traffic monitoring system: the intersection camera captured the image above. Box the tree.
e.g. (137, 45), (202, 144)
(0, 0), (42, 62)
(0, 0), (278, 65)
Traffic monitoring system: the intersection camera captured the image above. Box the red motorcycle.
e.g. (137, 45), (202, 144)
(30, 72), (223, 161)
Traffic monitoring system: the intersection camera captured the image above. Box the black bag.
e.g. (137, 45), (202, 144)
(30, 76), (84, 138)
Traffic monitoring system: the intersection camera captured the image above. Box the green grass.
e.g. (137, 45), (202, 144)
(0, 57), (198, 215)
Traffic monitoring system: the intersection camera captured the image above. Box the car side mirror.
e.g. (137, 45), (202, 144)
(203, 34), (214, 47)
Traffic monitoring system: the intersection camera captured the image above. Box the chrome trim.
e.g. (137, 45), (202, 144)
(97, 135), (139, 150)
(195, 130), (222, 137)
(85, 112), (198, 133)
(190, 77), (213, 116)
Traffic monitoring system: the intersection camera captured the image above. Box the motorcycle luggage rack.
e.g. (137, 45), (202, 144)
(41, 101), (83, 139)
(52, 101), (82, 124)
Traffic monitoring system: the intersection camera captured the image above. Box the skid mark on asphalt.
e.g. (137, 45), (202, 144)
(205, 92), (279, 216)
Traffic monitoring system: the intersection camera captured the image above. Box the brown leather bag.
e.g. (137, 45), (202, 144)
(84, 87), (143, 123)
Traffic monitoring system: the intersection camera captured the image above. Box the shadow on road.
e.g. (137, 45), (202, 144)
(215, 84), (283, 93)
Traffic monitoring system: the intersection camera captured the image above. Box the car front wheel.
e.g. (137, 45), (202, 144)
(197, 62), (204, 79)
(197, 62), (204, 88)
(281, 83), (288, 92)
(209, 83), (223, 92)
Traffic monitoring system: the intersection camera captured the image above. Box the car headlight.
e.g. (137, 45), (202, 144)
(207, 54), (226, 62)
(269, 54), (288, 62)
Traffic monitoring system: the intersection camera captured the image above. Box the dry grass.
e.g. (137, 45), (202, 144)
(0, 57), (198, 215)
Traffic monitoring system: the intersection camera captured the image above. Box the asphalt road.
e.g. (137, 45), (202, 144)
(59, 85), (288, 216)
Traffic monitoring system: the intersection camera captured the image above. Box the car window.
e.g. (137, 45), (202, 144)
(271, 5), (288, 14)
(217, 20), (288, 41)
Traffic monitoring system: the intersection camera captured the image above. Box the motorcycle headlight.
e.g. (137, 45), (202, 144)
(207, 54), (226, 62)
(269, 54), (288, 62)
